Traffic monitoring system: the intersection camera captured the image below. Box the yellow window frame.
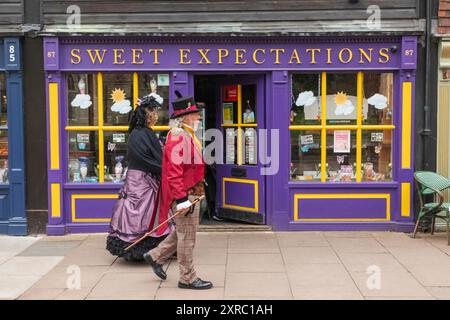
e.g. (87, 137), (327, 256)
(65, 72), (170, 183)
(289, 71), (396, 183)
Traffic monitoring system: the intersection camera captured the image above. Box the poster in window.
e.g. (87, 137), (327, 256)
(245, 128), (257, 165)
(333, 130), (351, 153)
(113, 133), (126, 143)
(225, 129), (235, 164)
(77, 133), (90, 143)
(157, 74), (170, 86)
(223, 85), (238, 102)
(223, 103), (234, 124)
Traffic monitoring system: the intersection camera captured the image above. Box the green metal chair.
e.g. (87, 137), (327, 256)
(414, 171), (450, 245)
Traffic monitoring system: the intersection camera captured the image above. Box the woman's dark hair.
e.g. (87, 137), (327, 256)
(129, 95), (162, 133)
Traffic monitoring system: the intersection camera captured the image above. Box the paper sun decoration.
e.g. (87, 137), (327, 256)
(367, 94), (388, 110)
(71, 78), (92, 109)
(334, 91), (355, 116)
(296, 91), (317, 107)
(110, 88), (132, 114)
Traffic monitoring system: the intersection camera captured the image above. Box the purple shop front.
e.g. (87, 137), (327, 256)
(44, 36), (417, 235)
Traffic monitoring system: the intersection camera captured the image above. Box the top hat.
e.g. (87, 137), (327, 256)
(170, 90), (202, 119)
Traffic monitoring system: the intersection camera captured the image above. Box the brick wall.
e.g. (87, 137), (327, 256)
(439, 0), (450, 34)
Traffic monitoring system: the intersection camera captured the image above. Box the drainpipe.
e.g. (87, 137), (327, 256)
(420, 0), (433, 170)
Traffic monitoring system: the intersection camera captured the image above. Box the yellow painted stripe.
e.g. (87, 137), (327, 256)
(237, 85), (243, 166)
(321, 72), (327, 182)
(222, 178), (259, 213)
(402, 82), (412, 169)
(71, 194), (118, 222)
(98, 73), (105, 183)
(294, 194), (391, 222)
(49, 83), (60, 170)
(401, 183), (411, 217)
(133, 72), (138, 110)
(51, 183), (61, 218)
(289, 125), (395, 131)
(356, 72), (363, 182)
(65, 126), (100, 131)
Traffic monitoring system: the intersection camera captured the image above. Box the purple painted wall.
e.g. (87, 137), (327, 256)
(43, 36), (418, 235)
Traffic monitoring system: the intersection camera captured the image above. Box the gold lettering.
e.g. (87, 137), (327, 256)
(378, 48), (390, 64)
(359, 48), (373, 64)
(252, 49), (266, 64)
(288, 49), (301, 64)
(338, 48), (353, 64)
(326, 48), (332, 64)
(70, 49), (81, 64)
(113, 49), (125, 65)
(235, 49), (247, 65)
(179, 49), (191, 64)
(198, 49), (211, 65)
(87, 49), (107, 64)
(132, 49), (144, 65)
(217, 49), (229, 64)
(149, 49), (163, 64)
(270, 49), (285, 64)
(306, 49), (321, 64)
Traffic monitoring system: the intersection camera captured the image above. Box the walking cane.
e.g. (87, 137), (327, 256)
(124, 195), (205, 252)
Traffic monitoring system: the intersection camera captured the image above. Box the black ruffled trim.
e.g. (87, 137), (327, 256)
(106, 235), (167, 262)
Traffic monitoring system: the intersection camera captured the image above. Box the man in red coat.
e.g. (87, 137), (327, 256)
(144, 93), (212, 290)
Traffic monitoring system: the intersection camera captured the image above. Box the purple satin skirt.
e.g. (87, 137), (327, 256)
(108, 169), (169, 243)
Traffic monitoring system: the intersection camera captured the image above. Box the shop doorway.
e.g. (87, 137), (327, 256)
(194, 74), (266, 225)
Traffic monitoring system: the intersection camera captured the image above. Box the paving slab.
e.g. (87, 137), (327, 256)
(0, 236), (41, 254)
(18, 288), (64, 300)
(329, 238), (388, 254)
(32, 265), (110, 289)
(0, 275), (41, 299)
(18, 240), (82, 256)
(281, 246), (341, 265)
(228, 233), (280, 253)
(0, 256), (63, 276)
(54, 288), (92, 300)
(338, 252), (407, 272)
(276, 232), (329, 248)
(425, 286), (450, 300)
(224, 273), (292, 299)
(87, 272), (159, 299)
(350, 271), (433, 298)
(227, 253), (285, 273)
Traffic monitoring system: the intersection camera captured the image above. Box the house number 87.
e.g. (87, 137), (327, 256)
(405, 50), (414, 56)
(47, 51), (56, 58)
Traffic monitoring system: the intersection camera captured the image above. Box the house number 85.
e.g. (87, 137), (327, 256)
(9, 45), (15, 62)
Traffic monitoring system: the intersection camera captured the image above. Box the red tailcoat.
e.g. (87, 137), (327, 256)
(154, 127), (204, 236)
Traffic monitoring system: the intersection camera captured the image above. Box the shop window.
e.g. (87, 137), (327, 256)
(363, 73), (394, 126)
(67, 74), (98, 126)
(104, 131), (129, 183)
(291, 73), (321, 126)
(290, 72), (395, 183)
(362, 130), (393, 181)
(221, 84), (258, 166)
(66, 72), (170, 183)
(290, 130), (322, 182)
(103, 73), (133, 126)
(0, 74), (8, 183)
(326, 73), (357, 126)
(138, 73), (170, 126)
(68, 131), (99, 183)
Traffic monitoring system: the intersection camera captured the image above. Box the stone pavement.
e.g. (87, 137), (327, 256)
(2, 231), (450, 300)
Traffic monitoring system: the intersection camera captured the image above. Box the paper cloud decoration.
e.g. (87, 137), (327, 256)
(367, 94), (388, 110)
(335, 100), (355, 116)
(71, 94), (92, 109)
(296, 91), (317, 107)
(111, 100), (132, 114)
